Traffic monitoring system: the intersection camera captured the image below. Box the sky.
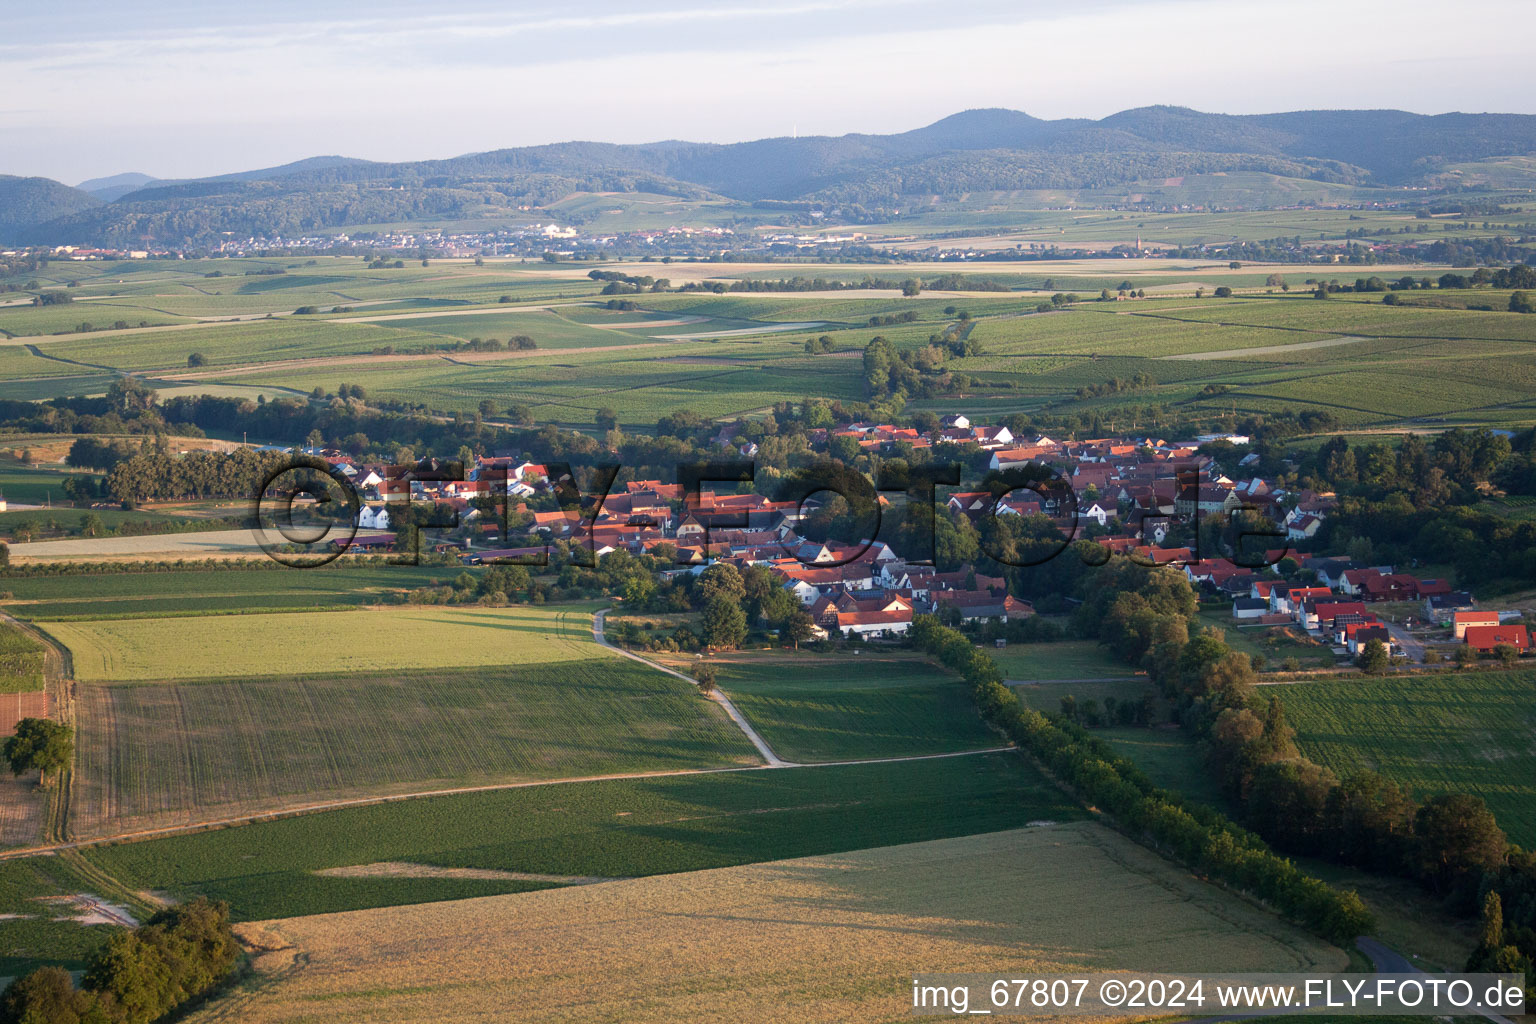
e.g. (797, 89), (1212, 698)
(5, 0), (1535, 185)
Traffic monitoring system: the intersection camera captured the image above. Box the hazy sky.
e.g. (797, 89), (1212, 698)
(6, 0), (1534, 184)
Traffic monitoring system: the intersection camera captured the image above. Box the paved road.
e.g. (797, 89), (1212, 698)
(1385, 621), (1426, 664)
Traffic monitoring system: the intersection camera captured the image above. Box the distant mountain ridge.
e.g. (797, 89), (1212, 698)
(10, 105), (1536, 246)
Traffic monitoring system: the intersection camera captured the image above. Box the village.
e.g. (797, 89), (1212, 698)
(290, 412), (1526, 668)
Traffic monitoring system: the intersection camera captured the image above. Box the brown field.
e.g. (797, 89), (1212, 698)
(194, 823), (1344, 1024)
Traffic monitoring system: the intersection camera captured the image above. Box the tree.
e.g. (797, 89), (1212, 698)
(1213, 286), (1233, 298)
(0, 542), (8, 569)
(79, 512), (104, 538)
(781, 608), (816, 649)
(694, 563), (745, 607)
(0, 965), (101, 1023)
(187, 352), (206, 367)
(1356, 638), (1390, 674)
(1413, 793), (1507, 895)
(901, 278), (921, 297)
(699, 596), (747, 650)
(692, 663), (718, 693)
(4, 718), (73, 777)
(1510, 291), (1534, 314)
(594, 407), (618, 433)
(1492, 642), (1520, 666)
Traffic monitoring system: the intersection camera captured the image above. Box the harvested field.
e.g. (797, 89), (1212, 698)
(199, 823), (1344, 1024)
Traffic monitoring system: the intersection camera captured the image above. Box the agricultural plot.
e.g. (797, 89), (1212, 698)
(3, 564), (450, 620)
(70, 654), (757, 837)
(84, 752), (1084, 920)
(696, 652), (996, 761)
(0, 622), (46, 693)
(992, 640), (1142, 681)
(1280, 669), (1536, 846)
(0, 857), (120, 978)
(193, 824), (1344, 1024)
(46, 604), (609, 681)
(42, 317), (450, 373)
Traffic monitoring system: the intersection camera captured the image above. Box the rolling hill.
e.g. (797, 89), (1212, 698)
(9, 106), (1536, 246)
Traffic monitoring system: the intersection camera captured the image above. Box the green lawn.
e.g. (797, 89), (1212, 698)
(80, 751), (1082, 921)
(710, 653), (998, 761)
(1280, 668), (1536, 846)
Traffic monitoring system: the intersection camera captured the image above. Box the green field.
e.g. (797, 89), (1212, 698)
(79, 751), (1081, 920)
(45, 603), (606, 681)
(992, 639), (1143, 681)
(3, 564), (452, 620)
(1281, 669), (1536, 846)
(70, 653), (758, 837)
(705, 653), (998, 761)
(0, 622), (45, 694)
(0, 858), (118, 977)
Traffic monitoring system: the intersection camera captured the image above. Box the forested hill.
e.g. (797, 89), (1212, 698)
(10, 106), (1536, 247)
(0, 175), (101, 240)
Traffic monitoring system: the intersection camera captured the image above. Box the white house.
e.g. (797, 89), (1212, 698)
(357, 506), (391, 529)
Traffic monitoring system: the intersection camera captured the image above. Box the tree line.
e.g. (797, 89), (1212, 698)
(1074, 562), (1535, 985)
(906, 614), (1373, 946)
(0, 899), (238, 1024)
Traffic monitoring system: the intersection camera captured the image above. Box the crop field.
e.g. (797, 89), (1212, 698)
(83, 753), (1085, 920)
(0, 622), (46, 693)
(687, 652), (997, 761)
(10, 259), (1534, 431)
(1280, 669), (1536, 846)
(0, 857), (120, 978)
(41, 317), (453, 372)
(191, 823), (1344, 1024)
(46, 603), (610, 681)
(70, 654), (757, 837)
(2, 564), (450, 620)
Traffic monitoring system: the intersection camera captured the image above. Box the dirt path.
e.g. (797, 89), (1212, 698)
(1161, 335), (1371, 361)
(591, 608), (789, 766)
